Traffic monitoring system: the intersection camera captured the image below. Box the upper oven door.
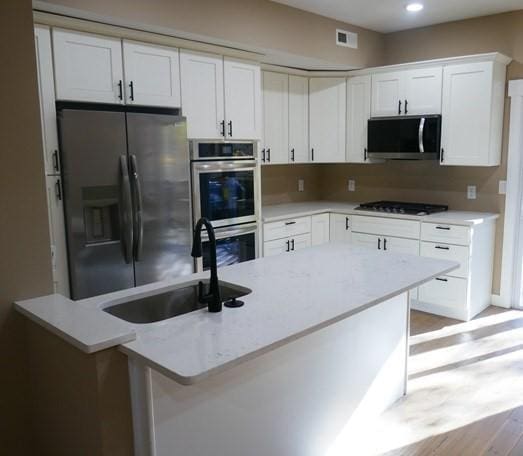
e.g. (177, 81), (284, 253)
(190, 140), (256, 160)
(192, 160), (258, 228)
(196, 223), (258, 272)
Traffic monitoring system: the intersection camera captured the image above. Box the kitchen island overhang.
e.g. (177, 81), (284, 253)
(15, 244), (458, 456)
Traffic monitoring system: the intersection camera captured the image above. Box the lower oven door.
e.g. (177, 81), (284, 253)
(196, 223), (258, 272)
(192, 160), (258, 228)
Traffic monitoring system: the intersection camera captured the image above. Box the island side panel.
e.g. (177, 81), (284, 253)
(127, 292), (409, 456)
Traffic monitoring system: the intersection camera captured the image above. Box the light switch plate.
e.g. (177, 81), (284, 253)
(348, 179), (356, 192)
(467, 185), (477, 200)
(499, 180), (507, 195)
(298, 179), (304, 192)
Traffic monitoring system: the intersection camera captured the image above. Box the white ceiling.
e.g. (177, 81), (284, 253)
(271, 0), (523, 33)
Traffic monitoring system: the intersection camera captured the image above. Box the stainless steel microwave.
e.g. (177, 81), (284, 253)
(367, 115), (442, 160)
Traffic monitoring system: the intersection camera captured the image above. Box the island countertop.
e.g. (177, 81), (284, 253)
(15, 244), (457, 385)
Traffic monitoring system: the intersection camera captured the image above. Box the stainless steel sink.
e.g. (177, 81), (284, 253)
(103, 280), (251, 324)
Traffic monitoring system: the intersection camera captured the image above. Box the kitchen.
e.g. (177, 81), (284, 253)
(4, 1), (523, 455)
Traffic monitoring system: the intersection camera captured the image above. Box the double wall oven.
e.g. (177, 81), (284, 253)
(190, 140), (259, 271)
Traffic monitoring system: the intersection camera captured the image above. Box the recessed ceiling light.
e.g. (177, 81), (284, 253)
(406, 3), (424, 12)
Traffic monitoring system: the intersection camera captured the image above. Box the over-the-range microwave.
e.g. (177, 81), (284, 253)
(367, 115), (442, 160)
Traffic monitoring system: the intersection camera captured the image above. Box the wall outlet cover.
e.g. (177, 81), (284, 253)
(467, 185), (477, 200)
(298, 179), (305, 192)
(499, 180), (507, 195)
(348, 179), (356, 192)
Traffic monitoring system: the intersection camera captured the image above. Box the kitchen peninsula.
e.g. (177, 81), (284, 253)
(15, 244), (456, 456)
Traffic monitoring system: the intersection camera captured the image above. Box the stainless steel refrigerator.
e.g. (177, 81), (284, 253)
(58, 105), (192, 300)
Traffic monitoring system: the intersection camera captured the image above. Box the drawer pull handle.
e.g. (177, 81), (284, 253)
(435, 246), (450, 250)
(285, 221), (297, 226)
(286, 240), (290, 252)
(436, 278), (448, 282)
(345, 217), (349, 230)
(436, 226), (451, 230)
(291, 239), (295, 251)
(378, 238), (381, 250)
(383, 238), (387, 251)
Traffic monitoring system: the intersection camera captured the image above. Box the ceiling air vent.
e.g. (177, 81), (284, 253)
(336, 29), (358, 49)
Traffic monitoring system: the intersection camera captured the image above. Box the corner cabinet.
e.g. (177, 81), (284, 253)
(440, 60), (507, 166)
(309, 78), (346, 163)
(53, 29), (124, 104)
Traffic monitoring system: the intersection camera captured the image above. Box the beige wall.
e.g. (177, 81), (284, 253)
(0, 0), (53, 454)
(39, 0), (385, 69)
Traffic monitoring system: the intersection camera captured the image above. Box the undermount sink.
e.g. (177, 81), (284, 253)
(103, 280), (251, 324)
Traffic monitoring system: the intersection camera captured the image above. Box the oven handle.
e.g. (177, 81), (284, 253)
(200, 224), (258, 241)
(191, 160), (257, 173)
(418, 117), (425, 153)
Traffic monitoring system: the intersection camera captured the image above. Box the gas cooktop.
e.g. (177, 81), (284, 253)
(356, 201), (448, 216)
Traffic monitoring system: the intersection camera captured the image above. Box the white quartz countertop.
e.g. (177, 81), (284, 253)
(15, 244), (457, 384)
(262, 201), (499, 226)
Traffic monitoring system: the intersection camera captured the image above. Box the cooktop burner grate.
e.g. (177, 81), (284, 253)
(356, 201), (448, 216)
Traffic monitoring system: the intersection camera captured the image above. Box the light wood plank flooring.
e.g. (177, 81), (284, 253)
(358, 307), (523, 456)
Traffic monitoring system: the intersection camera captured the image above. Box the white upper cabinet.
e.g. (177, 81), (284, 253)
(347, 75), (371, 163)
(371, 67), (442, 117)
(262, 72), (289, 164)
(371, 71), (402, 117)
(309, 78), (346, 163)
(403, 67), (442, 115)
(440, 61), (506, 166)
(289, 76), (309, 163)
(35, 26), (60, 175)
(53, 29), (124, 104)
(180, 50), (224, 139)
(122, 41), (180, 107)
(224, 59), (262, 140)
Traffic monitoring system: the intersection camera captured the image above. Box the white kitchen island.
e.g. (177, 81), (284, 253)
(15, 244), (457, 456)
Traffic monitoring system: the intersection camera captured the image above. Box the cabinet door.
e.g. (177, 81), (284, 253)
(383, 236), (419, 256)
(352, 232), (380, 250)
(289, 76), (309, 163)
(224, 59), (262, 140)
(180, 50), (225, 139)
(440, 62), (493, 166)
(311, 214), (330, 246)
(329, 213), (352, 243)
(347, 75), (371, 163)
(35, 26), (60, 175)
(309, 78), (346, 163)
(53, 29), (124, 104)
(292, 233), (312, 251)
(371, 71), (402, 117)
(262, 72), (289, 164)
(123, 41), (180, 107)
(264, 238), (290, 257)
(403, 67), (442, 115)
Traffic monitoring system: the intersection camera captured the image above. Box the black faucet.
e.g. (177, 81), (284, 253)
(191, 217), (222, 313)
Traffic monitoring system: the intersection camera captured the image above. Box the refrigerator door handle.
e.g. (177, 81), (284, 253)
(130, 154), (144, 261)
(120, 155), (133, 264)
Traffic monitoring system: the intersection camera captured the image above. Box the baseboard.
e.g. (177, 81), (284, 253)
(491, 294), (510, 308)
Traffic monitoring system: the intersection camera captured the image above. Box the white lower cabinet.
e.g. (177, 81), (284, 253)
(264, 233), (311, 257)
(329, 213), (352, 243)
(311, 213), (330, 246)
(352, 233), (419, 256)
(418, 276), (468, 311)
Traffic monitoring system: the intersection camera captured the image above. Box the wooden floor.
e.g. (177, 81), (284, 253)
(357, 306), (523, 456)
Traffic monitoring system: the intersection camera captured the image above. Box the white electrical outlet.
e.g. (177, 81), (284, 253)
(467, 185), (477, 200)
(348, 179), (356, 192)
(499, 180), (507, 195)
(298, 179), (305, 192)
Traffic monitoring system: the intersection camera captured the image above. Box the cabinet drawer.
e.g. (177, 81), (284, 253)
(352, 233), (419, 255)
(264, 217), (311, 241)
(420, 242), (469, 278)
(421, 223), (470, 245)
(418, 276), (468, 310)
(264, 233), (311, 257)
(352, 215), (420, 239)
